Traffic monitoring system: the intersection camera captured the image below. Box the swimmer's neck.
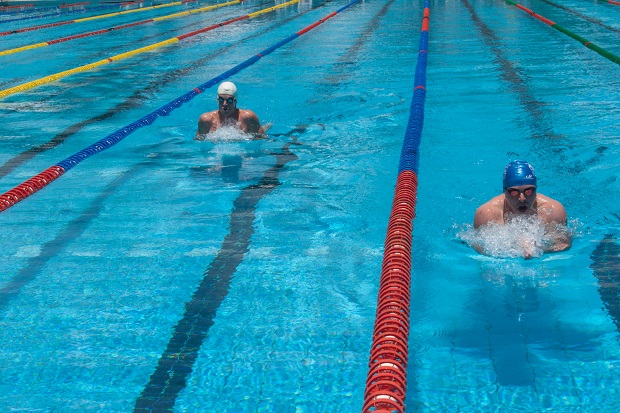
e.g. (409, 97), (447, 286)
(218, 109), (240, 123)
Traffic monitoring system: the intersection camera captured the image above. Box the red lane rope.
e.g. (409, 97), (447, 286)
(362, 172), (417, 413)
(362, 1), (430, 411)
(0, 166), (64, 211)
(514, 3), (555, 26)
(1, 4), (35, 9)
(0, 1), (192, 36)
(0, 0), (241, 55)
(59, 2), (90, 8)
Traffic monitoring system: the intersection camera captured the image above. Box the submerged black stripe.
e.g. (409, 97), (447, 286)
(462, 0), (558, 140)
(590, 235), (620, 331)
(538, 0), (620, 35)
(316, 0), (395, 96)
(134, 141), (299, 412)
(0, 160), (148, 313)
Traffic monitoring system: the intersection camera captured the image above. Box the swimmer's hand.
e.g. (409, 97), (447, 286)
(251, 123), (272, 140)
(543, 223), (573, 252)
(522, 240), (535, 260)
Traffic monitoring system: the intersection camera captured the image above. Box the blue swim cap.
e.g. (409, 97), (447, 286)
(503, 160), (537, 188)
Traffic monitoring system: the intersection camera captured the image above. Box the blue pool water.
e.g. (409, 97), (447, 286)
(1, 0), (620, 411)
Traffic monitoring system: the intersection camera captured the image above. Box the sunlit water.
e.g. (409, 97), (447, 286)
(1, 0), (620, 412)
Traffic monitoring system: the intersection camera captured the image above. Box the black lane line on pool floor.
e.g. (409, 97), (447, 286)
(462, 0), (560, 140)
(313, 0), (396, 100)
(134, 137), (300, 412)
(0, 0), (332, 181)
(0, 157), (151, 314)
(590, 234), (620, 332)
(460, 0), (562, 389)
(538, 0), (620, 35)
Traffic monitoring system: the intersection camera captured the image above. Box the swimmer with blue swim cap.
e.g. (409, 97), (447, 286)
(503, 160), (537, 189)
(195, 81), (267, 139)
(473, 160), (571, 256)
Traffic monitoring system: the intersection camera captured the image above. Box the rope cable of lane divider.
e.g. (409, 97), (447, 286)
(0, 0), (242, 57)
(0, 0), (191, 34)
(0, 0), (299, 99)
(0, 0), (362, 214)
(0, 1), (139, 25)
(504, 0), (620, 65)
(1, 4), (35, 11)
(0, 1), (91, 16)
(361, 1), (429, 412)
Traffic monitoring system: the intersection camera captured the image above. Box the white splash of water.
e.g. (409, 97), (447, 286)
(456, 215), (574, 259)
(195, 126), (253, 143)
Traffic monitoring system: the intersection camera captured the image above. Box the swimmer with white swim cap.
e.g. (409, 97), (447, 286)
(195, 81), (267, 139)
(473, 160), (571, 256)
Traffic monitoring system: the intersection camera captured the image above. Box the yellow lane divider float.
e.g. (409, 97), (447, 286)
(0, 1), (191, 36)
(0, 0), (241, 57)
(0, 0), (300, 100)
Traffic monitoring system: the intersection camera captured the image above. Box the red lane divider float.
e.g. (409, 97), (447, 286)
(59, 2), (90, 8)
(362, 1), (430, 412)
(0, 2), (139, 25)
(0, 0), (361, 213)
(1, 4), (35, 10)
(0, 166), (64, 210)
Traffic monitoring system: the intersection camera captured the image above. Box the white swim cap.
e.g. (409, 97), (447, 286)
(217, 81), (237, 98)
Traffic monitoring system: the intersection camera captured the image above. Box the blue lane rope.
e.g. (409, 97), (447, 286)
(398, 1), (428, 174)
(0, 0), (362, 213)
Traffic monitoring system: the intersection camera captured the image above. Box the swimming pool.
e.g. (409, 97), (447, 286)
(1, 0), (619, 411)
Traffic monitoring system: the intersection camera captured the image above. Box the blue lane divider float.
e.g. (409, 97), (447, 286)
(0, 0), (362, 213)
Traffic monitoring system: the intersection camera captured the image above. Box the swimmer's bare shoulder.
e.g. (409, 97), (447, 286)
(196, 111), (218, 138)
(474, 194), (504, 229)
(536, 194), (572, 252)
(239, 109), (268, 138)
(535, 193), (567, 225)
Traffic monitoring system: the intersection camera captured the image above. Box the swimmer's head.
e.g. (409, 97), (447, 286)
(217, 81), (237, 98)
(503, 160), (537, 189)
(217, 81), (237, 116)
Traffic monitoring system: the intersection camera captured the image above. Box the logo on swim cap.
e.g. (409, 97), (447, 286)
(217, 81), (237, 98)
(503, 160), (537, 189)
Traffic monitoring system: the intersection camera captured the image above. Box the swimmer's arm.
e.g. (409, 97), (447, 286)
(473, 204), (501, 229)
(543, 224), (572, 252)
(471, 210), (491, 254)
(472, 200), (502, 255)
(542, 202), (572, 252)
(544, 234), (572, 252)
(195, 113), (213, 139)
(242, 111), (268, 139)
